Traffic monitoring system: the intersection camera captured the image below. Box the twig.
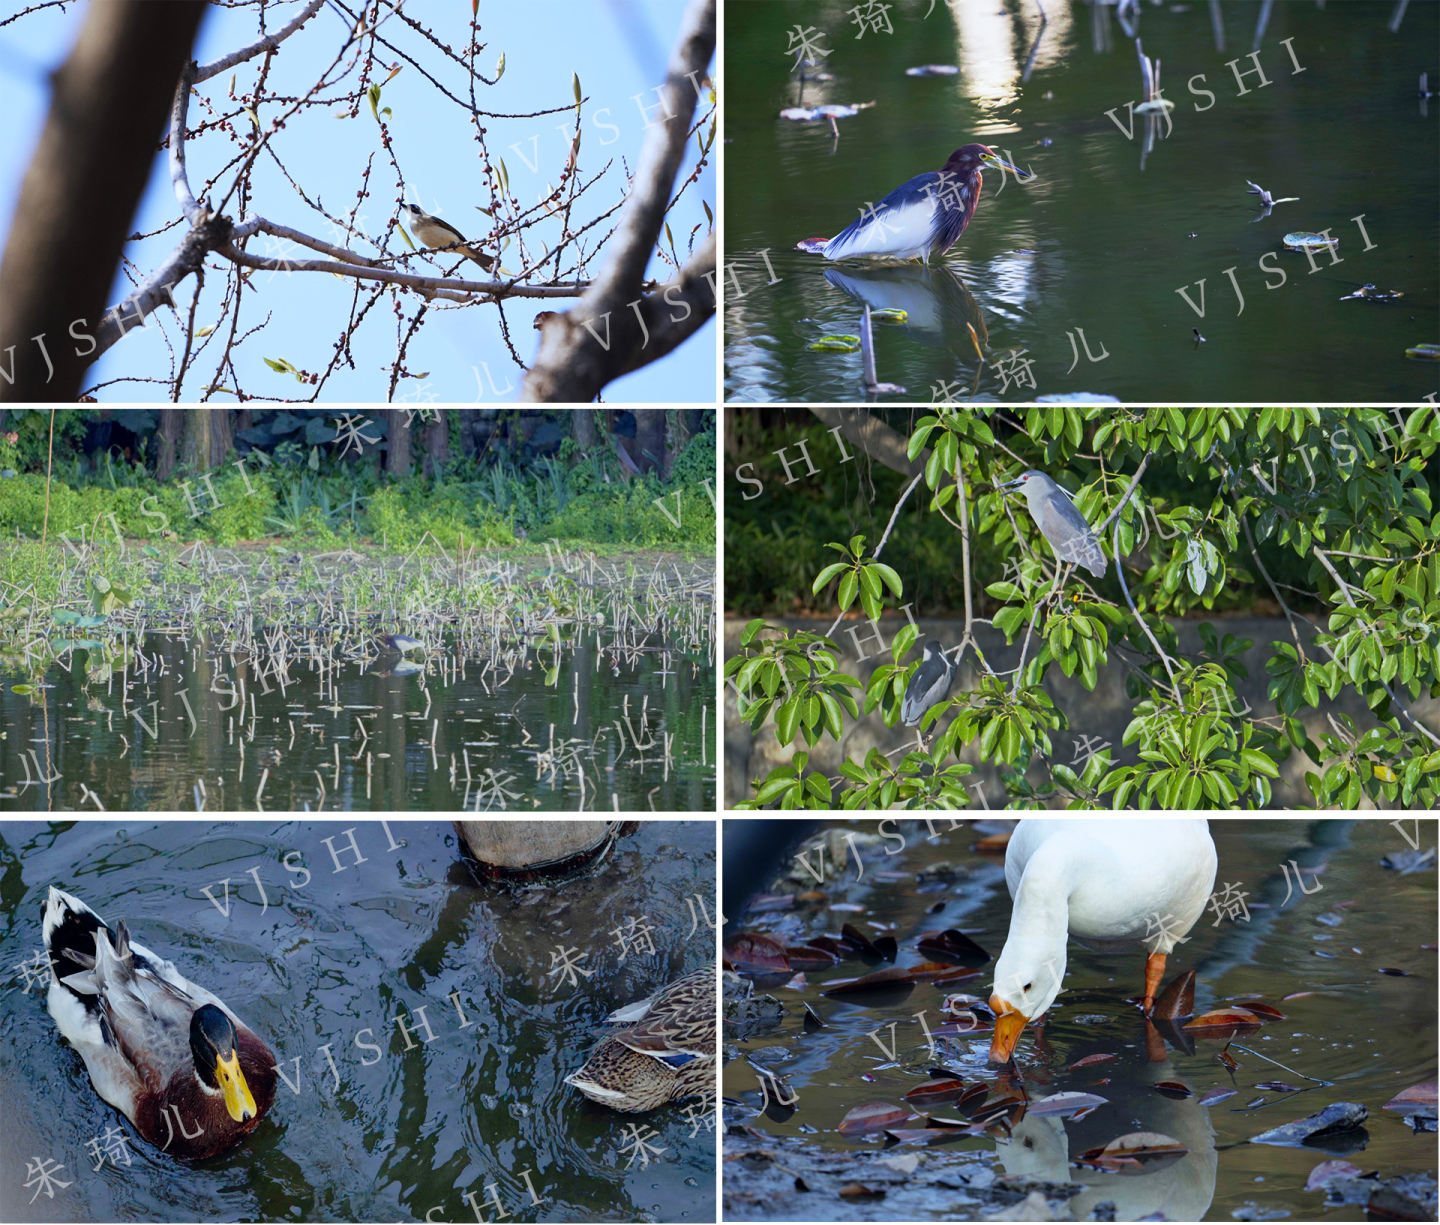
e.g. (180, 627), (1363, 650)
(1239, 502), (1307, 663)
(874, 470), (924, 561)
(1227, 1043), (1333, 1085)
(1113, 519), (1185, 711)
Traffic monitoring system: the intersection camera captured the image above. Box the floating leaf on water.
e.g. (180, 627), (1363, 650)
(1069, 1052), (1116, 1070)
(786, 945), (840, 970)
(1152, 968), (1195, 1019)
(1198, 1088), (1237, 1106)
(905, 64), (959, 75)
(1407, 343), (1440, 361)
(902, 1078), (964, 1103)
(808, 335), (861, 352)
(1241, 1002), (1287, 1020)
(956, 1083), (991, 1114)
(1282, 992), (1316, 1001)
(1283, 231), (1338, 250)
(931, 965), (985, 986)
(915, 928), (991, 965)
(840, 923), (882, 956)
(870, 308), (907, 323)
(1255, 1082), (1304, 1093)
(837, 1183), (885, 1199)
(725, 931), (790, 973)
(971, 831), (1011, 852)
(1154, 1081), (1193, 1099)
(1377, 967), (1413, 976)
(1217, 1048), (1240, 1072)
(1383, 1082), (1437, 1114)
(10, 684), (36, 695)
(1075, 1131), (1188, 1174)
(782, 972), (807, 990)
(837, 1101), (912, 1134)
(1305, 1160), (1363, 1192)
(1183, 1007), (1263, 1034)
(883, 1127), (973, 1145)
(1028, 1091), (1109, 1119)
(823, 967), (910, 996)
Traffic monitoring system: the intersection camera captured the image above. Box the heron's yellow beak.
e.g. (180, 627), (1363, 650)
(988, 993), (1028, 1063)
(215, 1048), (258, 1122)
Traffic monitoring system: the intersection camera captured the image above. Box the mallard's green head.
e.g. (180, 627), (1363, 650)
(191, 1004), (257, 1122)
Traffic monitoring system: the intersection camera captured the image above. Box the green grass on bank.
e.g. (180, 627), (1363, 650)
(0, 431), (716, 556)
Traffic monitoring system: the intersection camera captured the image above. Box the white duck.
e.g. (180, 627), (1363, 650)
(988, 819), (1217, 1063)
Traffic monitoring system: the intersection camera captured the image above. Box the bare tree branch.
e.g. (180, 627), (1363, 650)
(521, 0), (714, 401)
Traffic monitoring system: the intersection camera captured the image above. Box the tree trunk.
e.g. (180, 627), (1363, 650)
(572, 408), (597, 450)
(156, 409), (184, 481)
(177, 408), (231, 472)
(382, 409), (410, 479)
(633, 409), (666, 475)
(0, 1), (207, 401)
(421, 411), (448, 478)
(456, 409), (479, 457)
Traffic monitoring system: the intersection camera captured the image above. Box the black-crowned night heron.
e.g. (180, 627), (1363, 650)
(998, 471), (1107, 579)
(901, 640), (955, 726)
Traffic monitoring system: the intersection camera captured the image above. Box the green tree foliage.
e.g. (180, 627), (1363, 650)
(731, 407), (1440, 811)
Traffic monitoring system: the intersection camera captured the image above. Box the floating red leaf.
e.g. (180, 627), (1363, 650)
(956, 1083), (992, 1115)
(782, 972), (808, 990)
(822, 966), (917, 996)
(837, 1102), (913, 1134)
(786, 945), (840, 970)
(1183, 1007), (1263, 1033)
(1069, 1053), (1116, 1070)
(1383, 1082), (1437, 1113)
(902, 1078), (964, 1103)
(1305, 1160), (1363, 1192)
(840, 923), (881, 956)
(725, 931), (790, 973)
(1153, 1081), (1193, 1099)
(1075, 1131), (1188, 1173)
(1242, 1002), (1287, 1020)
(1151, 969), (1195, 1020)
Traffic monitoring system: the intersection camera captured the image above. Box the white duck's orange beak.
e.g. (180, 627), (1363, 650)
(988, 993), (1028, 1063)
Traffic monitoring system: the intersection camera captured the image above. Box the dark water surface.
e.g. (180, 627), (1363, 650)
(0, 631), (715, 812)
(724, 1), (1439, 402)
(0, 819), (717, 1222)
(723, 818), (1437, 1222)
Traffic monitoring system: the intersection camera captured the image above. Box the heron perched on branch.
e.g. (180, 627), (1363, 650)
(901, 640), (956, 727)
(998, 471), (1107, 579)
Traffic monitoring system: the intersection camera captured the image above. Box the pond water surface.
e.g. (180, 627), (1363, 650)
(0, 819), (716, 1223)
(724, 1), (1439, 402)
(723, 817), (1436, 1222)
(0, 629), (715, 812)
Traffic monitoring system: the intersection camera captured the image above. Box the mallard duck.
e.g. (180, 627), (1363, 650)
(989, 819), (1217, 1062)
(565, 963), (715, 1112)
(42, 886), (278, 1159)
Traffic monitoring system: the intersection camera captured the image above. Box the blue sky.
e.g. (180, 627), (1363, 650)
(0, 0), (715, 402)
